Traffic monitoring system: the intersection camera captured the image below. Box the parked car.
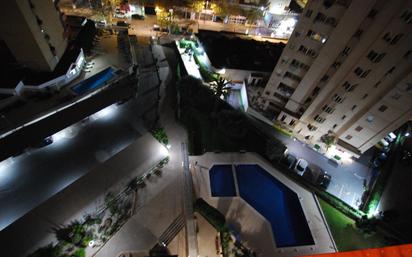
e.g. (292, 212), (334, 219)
(131, 14), (145, 20)
(31, 136), (53, 148)
(304, 165), (331, 190)
(116, 21), (130, 27)
(294, 158), (309, 176)
(279, 153), (297, 169)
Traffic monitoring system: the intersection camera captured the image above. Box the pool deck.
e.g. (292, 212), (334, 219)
(190, 152), (337, 257)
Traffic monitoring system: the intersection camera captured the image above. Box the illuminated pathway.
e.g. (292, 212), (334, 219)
(0, 100), (147, 230)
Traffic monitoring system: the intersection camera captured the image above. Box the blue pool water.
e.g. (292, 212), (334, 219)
(209, 165), (236, 197)
(209, 164), (314, 248)
(71, 67), (115, 94)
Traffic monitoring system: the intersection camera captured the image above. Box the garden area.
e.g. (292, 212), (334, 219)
(318, 198), (395, 252)
(177, 75), (285, 160)
(26, 157), (169, 257)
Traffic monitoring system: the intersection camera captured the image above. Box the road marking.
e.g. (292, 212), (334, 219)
(351, 193), (360, 208)
(353, 172), (365, 180)
(338, 185), (344, 198)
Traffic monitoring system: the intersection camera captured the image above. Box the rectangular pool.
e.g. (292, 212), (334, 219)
(209, 165), (236, 197)
(71, 67), (115, 94)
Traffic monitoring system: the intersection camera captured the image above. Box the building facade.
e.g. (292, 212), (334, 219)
(258, 0), (412, 156)
(0, 0), (67, 72)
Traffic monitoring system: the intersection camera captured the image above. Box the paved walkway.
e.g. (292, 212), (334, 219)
(94, 38), (191, 257)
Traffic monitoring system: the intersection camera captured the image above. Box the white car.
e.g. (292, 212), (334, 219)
(294, 159), (309, 176)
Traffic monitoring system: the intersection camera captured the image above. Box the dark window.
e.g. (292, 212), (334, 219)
(374, 81), (381, 88)
(345, 135), (353, 140)
(277, 82), (295, 97)
(391, 34), (403, 44)
(342, 46), (351, 56)
(331, 61), (341, 69)
(320, 74), (329, 82)
(400, 9), (412, 24)
(362, 94), (368, 99)
(289, 119), (296, 126)
(404, 50), (412, 58)
(367, 9), (378, 19)
(305, 9), (313, 18)
(354, 67), (363, 76)
(312, 86), (320, 96)
(332, 124), (337, 129)
(353, 29), (363, 39)
(386, 66), (396, 76)
(342, 115), (346, 120)
(284, 71), (302, 82)
(378, 105), (388, 112)
(351, 105), (357, 111)
(280, 115), (287, 121)
(333, 94), (344, 103)
(343, 81), (357, 92)
(322, 105), (335, 114)
(355, 126), (363, 132)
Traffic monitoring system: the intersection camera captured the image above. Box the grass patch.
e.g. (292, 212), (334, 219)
(273, 123), (293, 137)
(319, 198), (388, 251)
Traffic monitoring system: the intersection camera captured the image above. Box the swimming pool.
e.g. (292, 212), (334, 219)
(209, 165), (236, 197)
(209, 164), (314, 248)
(71, 67), (115, 94)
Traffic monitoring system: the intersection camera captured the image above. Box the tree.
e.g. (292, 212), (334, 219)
(321, 132), (336, 151)
(245, 9), (263, 25)
(210, 75), (231, 99)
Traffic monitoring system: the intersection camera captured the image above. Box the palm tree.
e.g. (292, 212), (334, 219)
(211, 75), (231, 115)
(211, 75), (231, 98)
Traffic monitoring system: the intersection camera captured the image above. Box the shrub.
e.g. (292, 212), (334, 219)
(151, 127), (169, 145)
(73, 248), (85, 257)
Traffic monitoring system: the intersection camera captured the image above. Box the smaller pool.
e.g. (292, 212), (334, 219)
(71, 67), (115, 94)
(209, 165), (236, 197)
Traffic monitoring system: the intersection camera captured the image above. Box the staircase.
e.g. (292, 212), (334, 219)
(158, 214), (185, 245)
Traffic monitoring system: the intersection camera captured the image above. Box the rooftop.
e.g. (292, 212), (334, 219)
(196, 30), (285, 72)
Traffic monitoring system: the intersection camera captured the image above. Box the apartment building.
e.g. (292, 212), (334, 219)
(0, 0), (67, 72)
(258, 0), (412, 156)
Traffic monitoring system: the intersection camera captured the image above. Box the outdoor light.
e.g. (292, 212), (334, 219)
(91, 104), (118, 120)
(166, 144), (171, 149)
(405, 132), (410, 137)
(88, 240), (95, 247)
(260, 6), (265, 11)
(217, 68), (226, 75)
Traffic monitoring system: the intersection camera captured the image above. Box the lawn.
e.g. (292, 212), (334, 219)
(319, 198), (389, 252)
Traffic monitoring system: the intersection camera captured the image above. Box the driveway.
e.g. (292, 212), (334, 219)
(250, 118), (372, 209)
